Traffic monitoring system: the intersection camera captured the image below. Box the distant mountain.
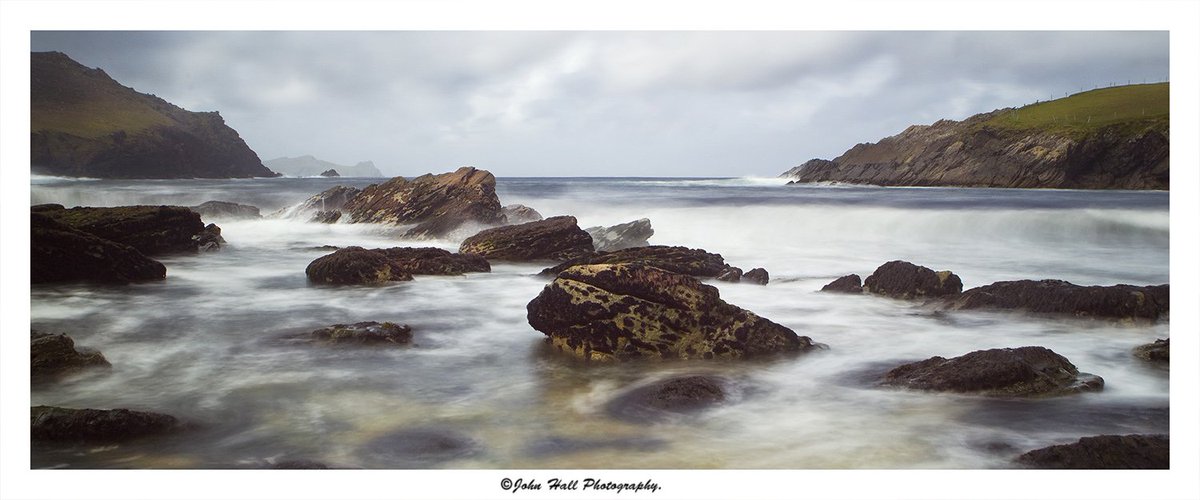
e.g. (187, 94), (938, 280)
(264, 155), (384, 177)
(782, 83), (1168, 190)
(30, 51), (277, 179)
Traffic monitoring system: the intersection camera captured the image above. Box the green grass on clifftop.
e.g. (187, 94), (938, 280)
(979, 82), (1168, 138)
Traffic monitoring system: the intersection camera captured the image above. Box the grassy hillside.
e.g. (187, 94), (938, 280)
(978, 82), (1168, 138)
(31, 52), (177, 139)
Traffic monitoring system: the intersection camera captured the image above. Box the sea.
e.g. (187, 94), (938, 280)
(28, 175), (1170, 469)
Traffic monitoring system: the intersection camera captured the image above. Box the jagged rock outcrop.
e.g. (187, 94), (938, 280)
(879, 346), (1104, 397)
(539, 245), (734, 278)
(311, 210), (341, 224)
(264, 155), (383, 177)
(821, 274), (863, 294)
(31, 52), (277, 179)
(305, 246), (489, 285)
(1133, 339), (1169, 362)
(863, 260), (962, 300)
(585, 219), (654, 252)
(1017, 434), (1168, 469)
(302, 321), (413, 345)
(939, 280), (1169, 322)
(526, 263), (821, 361)
(344, 167), (505, 239)
(501, 204), (543, 225)
(782, 84), (1169, 190)
(31, 405), (184, 443)
(31, 330), (110, 381)
(190, 200), (261, 220)
(37, 205), (213, 255)
(31, 211), (166, 284)
(459, 216), (593, 261)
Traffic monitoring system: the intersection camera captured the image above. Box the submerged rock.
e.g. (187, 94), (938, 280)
(31, 330), (110, 381)
(360, 428), (478, 467)
(501, 204), (543, 225)
(539, 245), (734, 279)
(940, 280), (1169, 322)
(526, 263), (820, 361)
(585, 218), (654, 252)
(31, 212), (166, 284)
(31, 405), (183, 443)
(880, 346), (1103, 397)
(743, 268), (769, 285)
(821, 274), (863, 294)
(459, 215), (594, 261)
(606, 375), (728, 422)
(305, 246), (414, 285)
(190, 200), (261, 220)
(344, 167), (504, 239)
(37, 205), (213, 255)
(1016, 434), (1168, 469)
(1133, 339), (1169, 362)
(306, 321), (413, 345)
(863, 260), (962, 299)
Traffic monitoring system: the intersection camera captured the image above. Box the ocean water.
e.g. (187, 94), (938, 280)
(29, 176), (1169, 469)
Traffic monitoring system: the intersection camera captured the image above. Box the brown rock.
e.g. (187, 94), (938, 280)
(377, 247), (491, 275)
(1133, 338), (1169, 362)
(940, 280), (1168, 322)
(863, 260), (962, 299)
(38, 205), (212, 255)
(743, 268), (769, 285)
(310, 210), (342, 224)
(31, 405), (183, 443)
(1017, 434), (1168, 469)
(459, 215), (593, 261)
(821, 274), (863, 294)
(344, 167), (504, 239)
(305, 246), (414, 285)
(31, 330), (110, 381)
(715, 267), (743, 282)
(539, 245), (733, 278)
(880, 346), (1104, 397)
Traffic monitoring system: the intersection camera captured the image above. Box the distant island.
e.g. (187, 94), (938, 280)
(264, 155), (383, 177)
(782, 83), (1168, 190)
(30, 52), (278, 179)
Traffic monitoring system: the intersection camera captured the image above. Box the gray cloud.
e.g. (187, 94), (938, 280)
(31, 31), (1168, 177)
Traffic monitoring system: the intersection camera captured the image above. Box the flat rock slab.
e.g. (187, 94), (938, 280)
(940, 279), (1169, 322)
(1017, 434), (1168, 469)
(879, 346), (1103, 397)
(863, 260), (962, 299)
(31, 405), (183, 443)
(460, 215), (594, 261)
(31, 330), (110, 381)
(539, 245), (733, 278)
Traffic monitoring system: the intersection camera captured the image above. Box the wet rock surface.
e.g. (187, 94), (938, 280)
(38, 205), (213, 255)
(585, 218), (654, 252)
(880, 346), (1103, 397)
(527, 263), (819, 361)
(459, 215), (594, 261)
(1016, 434), (1168, 469)
(606, 375), (728, 422)
(190, 200), (261, 220)
(305, 246), (414, 285)
(344, 167), (504, 239)
(31, 405), (183, 443)
(378, 247), (491, 275)
(31, 330), (110, 381)
(941, 279), (1169, 322)
(1133, 338), (1169, 362)
(304, 321), (413, 345)
(32, 211), (166, 284)
(821, 274), (863, 293)
(863, 260), (962, 299)
(539, 245), (734, 279)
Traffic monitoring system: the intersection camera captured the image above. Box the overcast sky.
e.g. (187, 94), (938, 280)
(31, 31), (1168, 177)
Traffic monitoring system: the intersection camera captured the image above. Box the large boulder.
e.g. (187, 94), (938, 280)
(863, 260), (962, 299)
(821, 274), (863, 294)
(585, 218), (654, 252)
(31, 405), (183, 443)
(1016, 434), (1168, 469)
(190, 200), (261, 220)
(305, 246), (414, 285)
(31, 330), (110, 381)
(37, 205), (212, 255)
(539, 245), (734, 278)
(501, 204), (543, 225)
(1133, 339), (1169, 362)
(305, 321), (413, 345)
(344, 167), (504, 239)
(605, 375), (728, 422)
(879, 346), (1103, 397)
(32, 212), (166, 284)
(526, 263), (820, 361)
(940, 280), (1169, 322)
(459, 216), (594, 261)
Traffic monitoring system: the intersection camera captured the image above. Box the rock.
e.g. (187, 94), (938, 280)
(821, 274), (863, 293)
(360, 428), (478, 467)
(269, 459), (331, 469)
(1016, 434), (1168, 469)
(31, 330), (110, 381)
(273, 185), (362, 219)
(940, 280), (1169, 322)
(539, 245), (734, 279)
(1133, 339), (1169, 362)
(190, 200), (261, 220)
(311, 210), (342, 224)
(606, 375), (727, 422)
(863, 260), (962, 299)
(343, 167), (504, 239)
(501, 204), (544, 224)
(31, 212), (166, 284)
(585, 218), (654, 252)
(319, 168), (340, 177)
(38, 205), (213, 255)
(526, 263), (820, 361)
(377, 247), (490, 275)
(715, 267), (743, 282)
(306, 321), (412, 345)
(880, 346), (1104, 397)
(305, 246), (414, 285)
(31, 405), (183, 443)
(459, 215), (594, 261)
(743, 268), (769, 285)
(193, 223), (224, 252)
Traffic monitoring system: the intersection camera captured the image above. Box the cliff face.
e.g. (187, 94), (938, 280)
(783, 84), (1169, 190)
(30, 52), (277, 179)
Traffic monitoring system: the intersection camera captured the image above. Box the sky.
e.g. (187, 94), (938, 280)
(30, 31), (1168, 177)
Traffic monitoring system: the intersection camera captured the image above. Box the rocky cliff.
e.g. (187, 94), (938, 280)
(782, 83), (1169, 190)
(30, 51), (277, 179)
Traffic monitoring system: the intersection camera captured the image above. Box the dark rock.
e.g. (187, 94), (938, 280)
(863, 260), (962, 299)
(305, 246), (414, 285)
(38, 205), (212, 255)
(307, 321), (412, 345)
(585, 218), (654, 252)
(715, 267), (743, 282)
(1016, 434), (1168, 469)
(821, 274), (863, 293)
(319, 169), (340, 177)
(501, 204), (544, 225)
(193, 223), (224, 252)
(31, 330), (110, 381)
(539, 245), (734, 278)
(377, 247), (490, 275)
(459, 215), (594, 261)
(360, 428), (478, 467)
(270, 459), (330, 469)
(190, 200), (261, 220)
(1133, 339), (1169, 362)
(526, 263), (821, 361)
(31, 405), (183, 443)
(344, 167), (504, 239)
(31, 212), (166, 284)
(743, 268), (769, 285)
(606, 376), (727, 422)
(880, 346), (1104, 397)
(940, 280), (1168, 322)
(311, 210), (342, 224)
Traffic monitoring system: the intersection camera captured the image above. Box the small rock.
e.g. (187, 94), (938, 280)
(305, 246), (414, 285)
(715, 267), (743, 282)
(606, 376), (728, 422)
(743, 268), (769, 285)
(459, 215), (594, 261)
(863, 260), (962, 299)
(1016, 434), (1168, 469)
(880, 346), (1103, 397)
(821, 274), (863, 293)
(193, 223), (224, 252)
(31, 330), (110, 381)
(501, 204), (544, 225)
(319, 169), (340, 177)
(1133, 339), (1169, 362)
(31, 405), (183, 443)
(585, 218), (654, 252)
(307, 321), (412, 345)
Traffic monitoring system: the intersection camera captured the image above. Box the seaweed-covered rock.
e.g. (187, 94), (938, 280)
(821, 274), (863, 294)
(344, 167), (504, 239)
(31, 212), (166, 284)
(743, 268), (769, 285)
(459, 215), (594, 261)
(941, 280), (1169, 322)
(526, 263), (820, 361)
(863, 260), (962, 299)
(37, 205), (211, 255)
(190, 200), (261, 220)
(1133, 339), (1169, 362)
(1016, 434), (1168, 469)
(31, 405), (183, 443)
(585, 218), (654, 252)
(539, 245), (734, 278)
(31, 330), (110, 381)
(307, 321), (412, 345)
(305, 246), (414, 285)
(606, 375), (727, 422)
(501, 204), (543, 225)
(880, 346), (1103, 397)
